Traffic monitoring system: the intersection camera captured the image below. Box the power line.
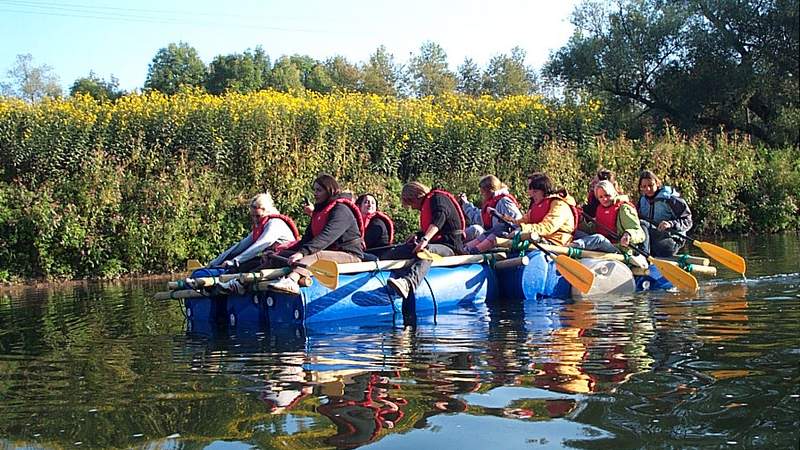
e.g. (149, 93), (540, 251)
(0, 0), (365, 34)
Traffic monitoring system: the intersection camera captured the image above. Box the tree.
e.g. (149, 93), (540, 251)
(457, 58), (483, 96)
(69, 72), (123, 102)
(0, 53), (62, 102)
(482, 47), (537, 97)
(205, 47), (270, 94)
(407, 41), (456, 97)
(269, 56), (304, 92)
(144, 42), (206, 95)
(545, 0), (800, 146)
(361, 46), (401, 96)
(324, 56), (363, 92)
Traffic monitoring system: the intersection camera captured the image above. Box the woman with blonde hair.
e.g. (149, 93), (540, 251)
(383, 181), (466, 309)
(459, 175), (523, 253)
(209, 192), (300, 273)
(570, 180), (648, 268)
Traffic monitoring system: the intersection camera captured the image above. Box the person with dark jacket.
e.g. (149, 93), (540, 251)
(355, 193), (395, 256)
(384, 182), (466, 311)
(266, 174), (364, 294)
(637, 170), (693, 257)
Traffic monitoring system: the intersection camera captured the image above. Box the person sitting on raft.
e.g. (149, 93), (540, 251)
(570, 180), (649, 268)
(580, 168), (621, 228)
(459, 175), (523, 253)
(355, 193), (395, 258)
(208, 192), (300, 273)
(503, 172), (578, 247)
(266, 174), (364, 294)
(637, 170), (693, 257)
(384, 182), (466, 302)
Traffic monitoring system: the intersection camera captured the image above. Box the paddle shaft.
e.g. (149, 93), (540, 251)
(490, 209), (559, 258)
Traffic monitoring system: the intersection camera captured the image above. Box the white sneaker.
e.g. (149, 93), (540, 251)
(387, 277), (411, 300)
(268, 277), (300, 295)
(631, 254), (649, 269)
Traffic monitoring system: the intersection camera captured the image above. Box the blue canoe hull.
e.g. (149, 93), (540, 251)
(183, 251), (674, 329)
(186, 262), (497, 328)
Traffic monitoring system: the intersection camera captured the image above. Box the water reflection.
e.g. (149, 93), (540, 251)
(0, 234), (798, 449)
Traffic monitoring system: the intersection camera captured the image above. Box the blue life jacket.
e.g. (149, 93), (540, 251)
(638, 186), (681, 224)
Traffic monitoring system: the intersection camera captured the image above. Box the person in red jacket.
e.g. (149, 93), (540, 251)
(356, 193), (395, 257)
(383, 182), (466, 313)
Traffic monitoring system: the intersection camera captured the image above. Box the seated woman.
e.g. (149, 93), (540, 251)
(570, 180), (648, 268)
(637, 170), (693, 257)
(266, 174), (364, 294)
(459, 175), (523, 253)
(384, 182), (466, 306)
(580, 168), (621, 232)
(208, 192), (300, 273)
(508, 172), (578, 247)
(355, 193), (395, 257)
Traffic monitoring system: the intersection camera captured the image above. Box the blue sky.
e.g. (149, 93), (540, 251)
(1, 0), (581, 92)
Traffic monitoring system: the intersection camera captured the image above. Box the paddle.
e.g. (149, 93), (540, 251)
(266, 253), (340, 290)
(581, 212), (698, 293)
(490, 210), (594, 294)
(643, 220), (746, 275)
(186, 259), (204, 271)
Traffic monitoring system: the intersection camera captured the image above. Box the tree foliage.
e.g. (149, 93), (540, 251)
(144, 42), (207, 95)
(0, 53), (62, 102)
(457, 58), (483, 96)
(205, 47), (270, 94)
(361, 46), (401, 96)
(482, 47), (538, 97)
(545, 0), (800, 146)
(407, 41), (456, 97)
(69, 71), (124, 102)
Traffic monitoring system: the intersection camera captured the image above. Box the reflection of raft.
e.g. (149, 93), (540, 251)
(161, 247), (717, 328)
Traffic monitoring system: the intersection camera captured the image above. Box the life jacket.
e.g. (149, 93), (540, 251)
(253, 213), (301, 242)
(311, 197), (365, 239)
(595, 198), (635, 242)
(637, 186), (680, 224)
(363, 211), (395, 245)
(419, 189), (466, 242)
(481, 192), (521, 228)
(527, 194), (580, 234)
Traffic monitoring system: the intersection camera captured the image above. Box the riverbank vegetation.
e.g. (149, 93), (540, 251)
(0, 91), (797, 281)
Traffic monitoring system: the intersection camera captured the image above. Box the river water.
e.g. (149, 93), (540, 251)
(1, 234), (798, 449)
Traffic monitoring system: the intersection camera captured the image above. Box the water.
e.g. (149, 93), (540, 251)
(1, 234), (798, 449)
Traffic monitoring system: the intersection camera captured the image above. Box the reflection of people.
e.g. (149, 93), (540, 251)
(260, 385), (314, 414)
(266, 174), (364, 294)
(355, 193), (395, 256)
(208, 192), (299, 273)
(317, 372), (408, 447)
(636, 170), (693, 257)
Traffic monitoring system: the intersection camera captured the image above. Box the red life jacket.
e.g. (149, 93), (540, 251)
(527, 195), (580, 234)
(257, 214), (300, 241)
(481, 192), (521, 228)
(311, 197), (365, 239)
(595, 199), (634, 242)
(363, 211), (395, 245)
(419, 189), (466, 242)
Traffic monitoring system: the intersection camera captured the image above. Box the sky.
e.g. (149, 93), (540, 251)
(0, 0), (582, 92)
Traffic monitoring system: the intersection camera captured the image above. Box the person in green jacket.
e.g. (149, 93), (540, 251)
(570, 180), (649, 268)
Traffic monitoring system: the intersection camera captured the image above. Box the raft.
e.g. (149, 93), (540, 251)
(159, 248), (716, 329)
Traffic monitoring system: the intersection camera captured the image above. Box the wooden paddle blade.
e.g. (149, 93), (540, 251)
(186, 259), (203, 271)
(651, 257), (698, 293)
(416, 249), (443, 261)
(694, 241), (746, 275)
(309, 259), (339, 290)
(553, 255), (595, 294)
